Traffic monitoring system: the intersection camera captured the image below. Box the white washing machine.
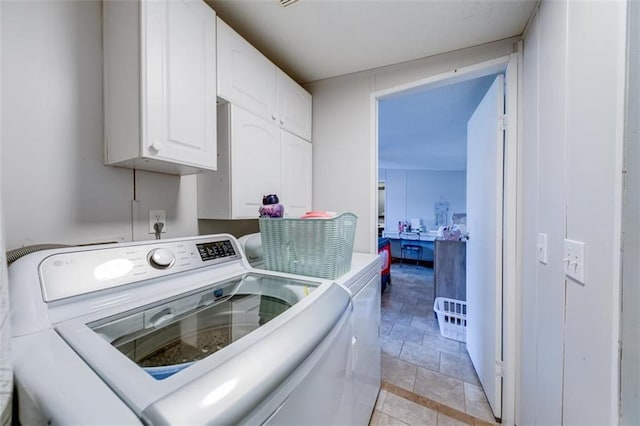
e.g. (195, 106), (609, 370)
(8, 234), (356, 425)
(237, 233), (382, 425)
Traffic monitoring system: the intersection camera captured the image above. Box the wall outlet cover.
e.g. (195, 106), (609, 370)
(149, 209), (167, 234)
(564, 239), (585, 284)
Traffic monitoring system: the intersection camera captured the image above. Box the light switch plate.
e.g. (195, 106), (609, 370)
(564, 239), (585, 284)
(537, 233), (548, 264)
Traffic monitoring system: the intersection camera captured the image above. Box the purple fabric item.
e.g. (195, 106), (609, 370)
(259, 203), (284, 218)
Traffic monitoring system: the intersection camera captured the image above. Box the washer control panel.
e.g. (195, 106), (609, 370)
(39, 236), (241, 302)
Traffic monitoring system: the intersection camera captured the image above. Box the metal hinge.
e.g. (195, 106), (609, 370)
(495, 360), (504, 377)
(498, 114), (507, 132)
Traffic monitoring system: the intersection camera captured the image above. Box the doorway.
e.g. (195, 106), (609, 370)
(372, 55), (519, 424)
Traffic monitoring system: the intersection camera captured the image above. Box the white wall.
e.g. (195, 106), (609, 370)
(1, 0), (198, 250)
(307, 37), (518, 253)
(519, 1), (626, 424)
(380, 168), (465, 232)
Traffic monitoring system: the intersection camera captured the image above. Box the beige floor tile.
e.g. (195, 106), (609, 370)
(384, 264), (493, 425)
(381, 392), (437, 425)
(400, 302), (431, 317)
(382, 335), (404, 357)
(382, 310), (414, 326)
(380, 319), (394, 336)
(439, 351), (480, 385)
(410, 314), (439, 332)
(374, 389), (388, 412)
(463, 382), (497, 423)
(382, 299), (404, 311)
(395, 291), (427, 306)
(436, 412), (470, 426)
(376, 412), (411, 426)
(381, 355), (418, 391)
(422, 332), (463, 357)
(398, 341), (440, 370)
(389, 323), (425, 344)
(370, 409), (382, 425)
(413, 367), (465, 412)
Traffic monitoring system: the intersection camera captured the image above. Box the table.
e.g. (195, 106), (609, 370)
(382, 231), (435, 263)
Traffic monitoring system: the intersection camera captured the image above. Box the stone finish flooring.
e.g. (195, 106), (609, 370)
(370, 262), (498, 426)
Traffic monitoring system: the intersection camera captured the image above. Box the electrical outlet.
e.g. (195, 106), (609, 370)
(564, 239), (586, 284)
(149, 210), (167, 234)
(537, 233), (548, 264)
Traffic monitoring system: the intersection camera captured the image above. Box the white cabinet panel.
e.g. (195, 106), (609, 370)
(197, 104), (281, 219)
(230, 107), (282, 218)
(198, 105), (312, 219)
(217, 18), (312, 141)
(277, 70), (312, 141)
(104, 0), (216, 175)
(216, 18), (277, 123)
(281, 131), (312, 217)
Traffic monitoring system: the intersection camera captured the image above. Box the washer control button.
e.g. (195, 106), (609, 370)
(148, 248), (175, 269)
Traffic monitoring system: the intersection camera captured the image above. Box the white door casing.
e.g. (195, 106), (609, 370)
(466, 74), (505, 420)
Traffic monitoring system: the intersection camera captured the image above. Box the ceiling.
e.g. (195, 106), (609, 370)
(378, 74), (498, 171)
(206, 0), (537, 84)
(205, 0), (536, 172)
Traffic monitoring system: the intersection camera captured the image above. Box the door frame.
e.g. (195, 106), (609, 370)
(370, 53), (520, 425)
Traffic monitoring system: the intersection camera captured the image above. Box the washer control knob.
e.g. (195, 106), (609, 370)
(148, 248), (175, 269)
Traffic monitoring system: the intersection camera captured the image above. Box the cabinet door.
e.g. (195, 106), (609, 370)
(143, 0), (217, 170)
(281, 131), (312, 217)
(217, 18), (278, 124)
(230, 106), (281, 218)
(277, 70), (312, 141)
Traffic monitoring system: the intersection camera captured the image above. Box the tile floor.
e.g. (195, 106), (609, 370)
(369, 262), (498, 426)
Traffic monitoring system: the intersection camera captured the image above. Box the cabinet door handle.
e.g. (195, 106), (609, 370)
(150, 141), (163, 154)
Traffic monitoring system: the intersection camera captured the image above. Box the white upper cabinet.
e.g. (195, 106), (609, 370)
(197, 104), (312, 219)
(216, 17), (312, 141)
(103, 0), (217, 175)
(216, 18), (277, 124)
(277, 71), (312, 141)
(280, 131), (312, 217)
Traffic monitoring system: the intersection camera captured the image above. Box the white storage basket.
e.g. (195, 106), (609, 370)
(433, 297), (467, 342)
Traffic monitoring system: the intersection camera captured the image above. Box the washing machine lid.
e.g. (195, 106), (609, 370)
(55, 272), (351, 425)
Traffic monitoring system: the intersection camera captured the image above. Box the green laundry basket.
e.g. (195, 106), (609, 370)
(258, 213), (357, 279)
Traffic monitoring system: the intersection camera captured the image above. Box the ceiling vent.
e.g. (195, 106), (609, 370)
(279, 0), (299, 7)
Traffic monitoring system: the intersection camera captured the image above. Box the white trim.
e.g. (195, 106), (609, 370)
(502, 52), (520, 426)
(374, 55), (510, 100)
(370, 53), (520, 425)
(514, 39), (525, 426)
(370, 81), (380, 255)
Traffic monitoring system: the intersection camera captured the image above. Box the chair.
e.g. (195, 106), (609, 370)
(401, 243), (423, 265)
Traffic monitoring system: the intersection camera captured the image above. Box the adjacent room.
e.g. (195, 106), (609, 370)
(377, 72), (503, 423)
